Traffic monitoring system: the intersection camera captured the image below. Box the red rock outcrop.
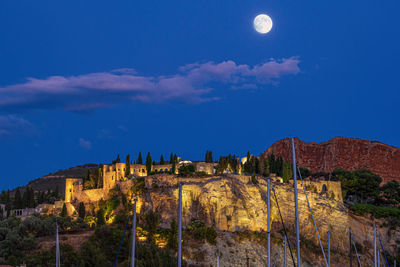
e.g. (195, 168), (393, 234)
(260, 137), (400, 183)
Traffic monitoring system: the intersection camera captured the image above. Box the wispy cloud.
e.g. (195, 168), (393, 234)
(0, 57), (300, 112)
(79, 138), (92, 150)
(0, 115), (36, 137)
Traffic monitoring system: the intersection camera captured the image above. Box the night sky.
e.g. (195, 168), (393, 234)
(1, 0), (399, 189)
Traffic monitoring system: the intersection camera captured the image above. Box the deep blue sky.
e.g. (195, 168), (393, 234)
(0, 0), (399, 190)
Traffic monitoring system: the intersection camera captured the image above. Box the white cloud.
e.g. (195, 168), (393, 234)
(79, 138), (92, 150)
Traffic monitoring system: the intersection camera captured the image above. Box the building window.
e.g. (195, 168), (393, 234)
(69, 189), (72, 192)
(142, 169), (145, 173)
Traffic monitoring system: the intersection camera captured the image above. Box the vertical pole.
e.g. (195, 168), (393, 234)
(217, 254), (219, 267)
(178, 183), (182, 267)
(327, 231), (330, 267)
(377, 249), (380, 267)
(56, 223), (60, 267)
(131, 199), (137, 267)
(374, 225), (377, 267)
(267, 177), (271, 267)
(284, 235), (287, 267)
(291, 138), (301, 267)
(349, 228), (352, 267)
(394, 259), (396, 267)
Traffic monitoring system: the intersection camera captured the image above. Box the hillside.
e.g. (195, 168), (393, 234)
(261, 137), (400, 183)
(12, 164), (98, 196)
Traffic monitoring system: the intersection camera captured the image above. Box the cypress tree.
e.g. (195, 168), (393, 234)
(22, 190), (28, 209)
(78, 202), (86, 219)
(55, 186), (59, 199)
(172, 154), (177, 174)
(146, 152), (152, 174)
(160, 155), (165, 165)
(168, 218), (178, 251)
(263, 158), (270, 175)
(282, 161), (292, 183)
(97, 168), (103, 188)
(96, 209), (106, 227)
(206, 151), (213, 163)
(14, 189), (23, 209)
(137, 152), (143, 164)
(28, 187), (35, 208)
(6, 190), (10, 204)
(277, 157), (284, 177)
(125, 154), (131, 176)
(60, 203), (67, 217)
(170, 153), (173, 164)
(268, 154), (276, 174)
(83, 169), (90, 187)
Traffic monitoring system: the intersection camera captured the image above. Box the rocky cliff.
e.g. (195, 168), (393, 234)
(261, 137), (400, 183)
(130, 174), (399, 266)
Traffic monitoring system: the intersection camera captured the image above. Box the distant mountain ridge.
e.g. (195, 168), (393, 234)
(260, 137), (400, 184)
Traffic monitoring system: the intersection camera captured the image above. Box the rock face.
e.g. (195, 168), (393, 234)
(261, 137), (400, 183)
(140, 174), (399, 266)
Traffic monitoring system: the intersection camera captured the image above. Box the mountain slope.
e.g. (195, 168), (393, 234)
(260, 137), (400, 183)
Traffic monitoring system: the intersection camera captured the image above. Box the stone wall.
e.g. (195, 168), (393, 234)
(292, 180), (343, 202)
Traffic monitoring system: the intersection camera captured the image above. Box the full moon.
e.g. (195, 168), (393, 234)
(254, 14), (273, 34)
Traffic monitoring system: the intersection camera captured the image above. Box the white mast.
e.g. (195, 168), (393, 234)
(178, 183), (182, 267)
(56, 223), (60, 267)
(267, 177), (271, 267)
(291, 137), (301, 267)
(131, 198), (137, 267)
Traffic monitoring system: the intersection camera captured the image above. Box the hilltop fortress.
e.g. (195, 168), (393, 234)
(64, 159), (343, 217)
(65, 161), (218, 209)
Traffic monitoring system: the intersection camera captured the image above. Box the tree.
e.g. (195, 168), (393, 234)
(112, 154), (121, 164)
(97, 168), (103, 188)
(96, 209), (106, 227)
(55, 186), (59, 199)
(276, 157), (284, 177)
(169, 153), (173, 164)
(167, 218), (178, 250)
(178, 165), (195, 176)
(282, 161), (292, 183)
(160, 155), (165, 165)
(137, 152), (143, 165)
(268, 154), (276, 174)
(78, 202), (86, 219)
(14, 189), (23, 209)
(146, 152), (152, 174)
(172, 156), (177, 174)
(60, 203), (68, 217)
(205, 151), (213, 163)
(333, 168), (382, 203)
(379, 180), (400, 205)
(144, 210), (160, 237)
(125, 154), (131, 177)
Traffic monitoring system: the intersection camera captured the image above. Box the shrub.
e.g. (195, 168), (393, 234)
(178, 165), (195, 176)
(350, 204), (400, 219)
(186, 219), (217, 245)
(96, 209), (106, 227)
(251, 175), (259, 185)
